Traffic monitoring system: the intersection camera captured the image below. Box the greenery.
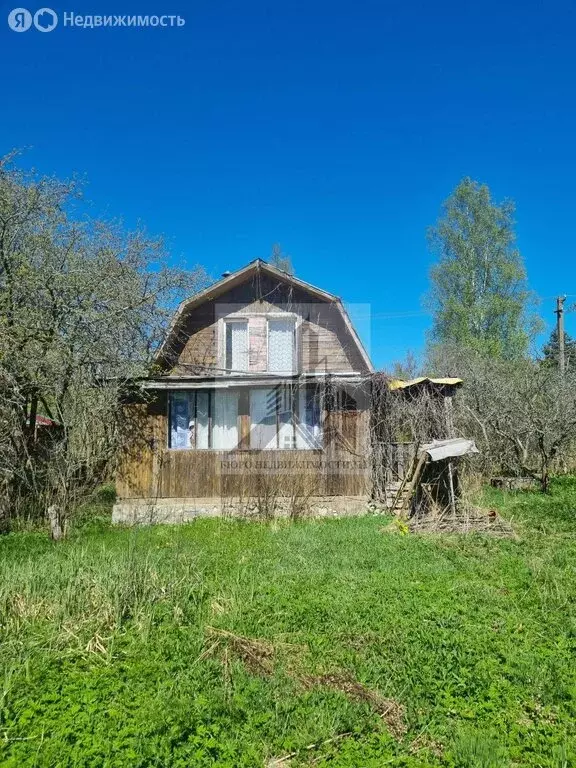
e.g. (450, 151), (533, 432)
(427, 178), (535, 358)
(0, 153), (206, 528)
(1, 483), (576, 766)
(542, 327), (576, 370)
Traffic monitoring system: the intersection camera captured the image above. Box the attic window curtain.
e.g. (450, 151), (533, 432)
(226, 320), (249, 372)
(268, 318), (295, 372)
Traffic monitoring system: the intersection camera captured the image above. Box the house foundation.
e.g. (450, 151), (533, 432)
(112, 495), (370, 525)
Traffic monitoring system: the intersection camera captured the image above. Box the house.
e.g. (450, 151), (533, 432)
(113, 259), (374, 523)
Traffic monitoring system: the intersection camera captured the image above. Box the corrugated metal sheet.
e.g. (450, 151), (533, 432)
(389, 376), (463, 391)
(420, 438), (479, 461)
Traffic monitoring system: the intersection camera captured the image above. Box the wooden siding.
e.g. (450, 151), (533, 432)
(249, 315), (267, 371)
(161, 274), (367, 375)
(172, 303), (218, 372)
(116, 394), (370, 500)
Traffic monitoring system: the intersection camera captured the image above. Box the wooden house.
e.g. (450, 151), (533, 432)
(113, 259), (374, 523)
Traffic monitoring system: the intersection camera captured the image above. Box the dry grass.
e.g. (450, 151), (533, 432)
(202, 626), (407, 743)
(408, 503), (517, 537)
(201, 626), (279, 677)
(301, 673), (406, 738)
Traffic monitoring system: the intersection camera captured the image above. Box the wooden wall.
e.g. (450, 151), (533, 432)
(116, 393), (370, 500)
(162, 275), (368, 375)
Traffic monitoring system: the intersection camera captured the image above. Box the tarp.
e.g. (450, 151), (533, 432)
(420, 438), (479, 462)
(389, 376), (463, 391)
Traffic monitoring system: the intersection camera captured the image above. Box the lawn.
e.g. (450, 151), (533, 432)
(1, 482), (575, 767)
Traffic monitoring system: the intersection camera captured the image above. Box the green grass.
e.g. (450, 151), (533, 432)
(1, 481), (576, 766)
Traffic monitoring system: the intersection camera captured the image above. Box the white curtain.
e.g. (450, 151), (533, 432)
(277, 386), (295, 449)
(195, 391), (210, 449)
(212, 391), (239, 449)
(170, 392), (191, 449)
(250, 388), (278, 449)
(268, 318), (295, 372)
(230, 321), (248, 371)
(296, 387), (322, 449)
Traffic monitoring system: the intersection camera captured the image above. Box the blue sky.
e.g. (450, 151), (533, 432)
(2, 0), (576, 369)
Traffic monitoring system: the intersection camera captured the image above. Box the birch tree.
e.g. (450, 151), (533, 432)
(427, 178), (534, 358)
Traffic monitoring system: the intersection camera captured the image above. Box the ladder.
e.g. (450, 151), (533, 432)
(391, 450), (427, 516)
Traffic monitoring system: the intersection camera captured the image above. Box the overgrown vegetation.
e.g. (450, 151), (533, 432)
(430, 344), (576, 490)
(0, 152), (206, 532)
(418, 177), (576, 491)
(1, 481), (575, 766)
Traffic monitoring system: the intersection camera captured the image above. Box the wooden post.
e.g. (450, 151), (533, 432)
(447, 461), (456, 515)
(238, 389), (251, 450)
(47, 505), (63, 540)
(555, 296), (566, 376)
(444, 395), (455, 438)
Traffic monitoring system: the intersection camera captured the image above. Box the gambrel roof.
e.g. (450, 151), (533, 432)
(155, 259), (374, 372)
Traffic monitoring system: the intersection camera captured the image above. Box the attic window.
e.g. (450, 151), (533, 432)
(225, 319), (248, 372)
(268, 317), (296, 373)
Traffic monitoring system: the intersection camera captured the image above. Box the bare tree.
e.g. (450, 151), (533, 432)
(0, 153), (207, 531)
(432, 345), (576, 491)
(269, 243), (294, 275)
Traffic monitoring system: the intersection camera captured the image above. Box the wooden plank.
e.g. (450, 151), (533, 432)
(116, 392), (371, 501)
(238, 390), (251, 450)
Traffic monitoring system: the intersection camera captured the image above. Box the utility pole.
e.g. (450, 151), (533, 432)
(555, 296), (566, 376)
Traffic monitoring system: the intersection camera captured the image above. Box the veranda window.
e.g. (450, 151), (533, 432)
(249, 385), (322, 449)
(169, 386), (322, 451)
(296, 387), (322, 449)
(169, 390), (239, 449)
(249, 388), (279, 450)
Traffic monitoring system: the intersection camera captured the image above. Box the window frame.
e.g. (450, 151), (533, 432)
(167, 383), (323, 452)
(217, 311), (300, 375)
(266, 314), (298, 374)
(249, 385), (297, 450)
(220, 317), (249, 373)
(248, 384), (322, 451)
(168, 390), (240, 451)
